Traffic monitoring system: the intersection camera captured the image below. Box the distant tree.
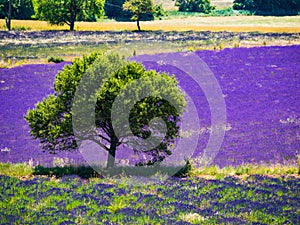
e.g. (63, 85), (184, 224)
(34, 0), (104, 31)
(104, 0), (128, 20)
(25, 53), (186, 168)
(122, 0), (154, 31)
(0, 0), (35, 30)
(104, 0), (154, 21)
(175, 0), (215, 13)
(153, 3), (165, 19)
(232, 0), (255, 11)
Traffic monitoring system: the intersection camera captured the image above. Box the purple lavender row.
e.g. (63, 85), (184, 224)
(0, 45), (299, 167)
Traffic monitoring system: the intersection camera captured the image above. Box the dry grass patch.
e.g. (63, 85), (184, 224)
(1, 16), (300, 33)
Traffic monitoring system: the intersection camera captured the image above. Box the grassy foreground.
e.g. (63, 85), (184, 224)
(0, 162), (299, 224)
(0, 162), (298, 179)
(1, 16), (300, 33)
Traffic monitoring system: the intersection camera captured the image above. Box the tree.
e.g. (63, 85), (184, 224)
(6, 0), (11, 30)
(0, 0), (35, 30)
(175, 0), (215, 13)
(25, 53), (186, 168)
(153, 3), (165, 19)
(34, 0), (104, 31)
(104, 0), (153, 21)
(122, 0), (153, 31)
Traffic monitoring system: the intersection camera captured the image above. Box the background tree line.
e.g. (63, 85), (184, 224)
(1, 0), (299, 31)
(0, 0), (156, 30)
(0, 0), (155, 22)
(233, 0), (300, 16)
(0, 0), (215, 24)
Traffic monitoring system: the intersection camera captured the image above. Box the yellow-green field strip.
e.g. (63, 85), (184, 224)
(1, 16), (300, 33)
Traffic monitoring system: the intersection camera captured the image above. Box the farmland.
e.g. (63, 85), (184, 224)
(1, 30), (300, 67)
(1, 45), (300, 168)
(1, 1), (300, 223)
(1, 41), (300, 224)
(1, 174), (299, 224)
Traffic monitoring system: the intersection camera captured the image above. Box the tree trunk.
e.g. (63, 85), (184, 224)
(106, 142), (116, 168)
(69, 20), (75, 31)
(6, 0), (12, 31)
(137, 19), (141, 31)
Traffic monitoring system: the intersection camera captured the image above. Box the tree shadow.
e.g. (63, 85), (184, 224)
(33, 160), (192, 179)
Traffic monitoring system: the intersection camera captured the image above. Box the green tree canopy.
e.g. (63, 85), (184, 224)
(34, 0), (104, 31)
(104, 0), (131, 21)
(0, 0), (34, 20)
(104, 0), (154, 21)
(122, 0), (154, 31)
(175, 0), (214, 13)
(25, 53), (186, 168)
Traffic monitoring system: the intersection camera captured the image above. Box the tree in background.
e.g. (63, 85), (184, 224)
(34, 0), (104, 31)
(233, 0), (300, 16)
(25, 53), (186, 168)
(153, 3), (165, 19)
(104, 0), (154, 21)
(122, 0), (154, 31)
(0, 0), (35, 30)
(175, 0), (215, 13)
(104, 0), (129, 20)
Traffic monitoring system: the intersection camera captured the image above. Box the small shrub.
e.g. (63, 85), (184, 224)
(235, 166), (249, 175)
(174, 159), (193, 177)
(12, 26), (31, 31)
(198, 165), (220, 175)
(47, 56), (64, 63)
(179, 212), (206, 224)
(234, 43), (240, 48)
(108, 196), (128, 214)
(218, 43), (225, 50)
(188, 46), (195, 52)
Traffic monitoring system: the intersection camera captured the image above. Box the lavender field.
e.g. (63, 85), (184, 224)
(1, 45), (299, 168)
